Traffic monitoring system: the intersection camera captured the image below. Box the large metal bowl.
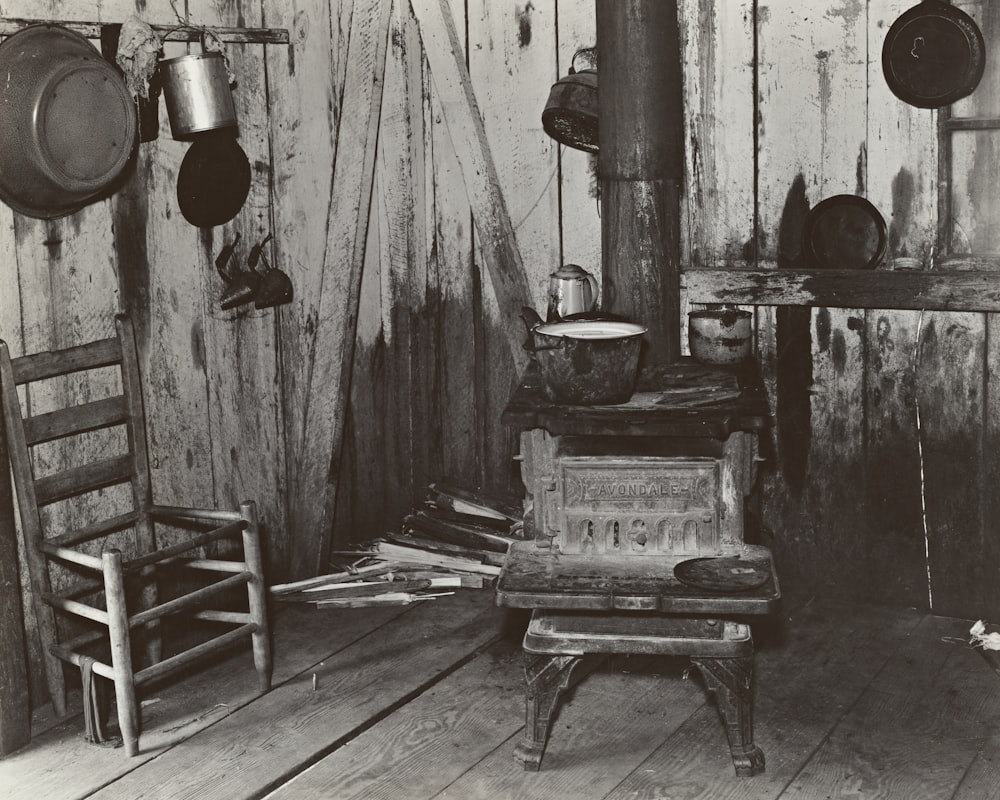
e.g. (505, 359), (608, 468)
(0, 24), (138, 219)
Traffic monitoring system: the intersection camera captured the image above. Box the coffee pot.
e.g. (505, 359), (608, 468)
(547, 264), (598, 321)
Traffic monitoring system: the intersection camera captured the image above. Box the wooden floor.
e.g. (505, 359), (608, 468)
(2, 590), (999, 800)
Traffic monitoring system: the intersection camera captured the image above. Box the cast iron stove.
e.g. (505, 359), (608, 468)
(497, 357), (780, 774)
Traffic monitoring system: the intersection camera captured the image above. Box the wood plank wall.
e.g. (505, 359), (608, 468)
(2, 0), (999, 710)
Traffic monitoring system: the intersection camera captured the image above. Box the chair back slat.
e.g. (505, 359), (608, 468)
(23, 395), (130, 446)
(33, 454), (134, 506)
(9, 337), (121, 385)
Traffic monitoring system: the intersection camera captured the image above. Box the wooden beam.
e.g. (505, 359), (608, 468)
(0, 18), (289, 44)
(411, 0), (532, 371)
(683, 267), (1000, 311)
(288, 0), (392, 579)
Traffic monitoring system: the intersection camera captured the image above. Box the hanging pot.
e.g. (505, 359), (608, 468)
(882, 0), (985, 108)
(542, 48), (598, 153)
(0, 24), (138, 219)
(176, 130), (251, 227)
(160, 50), (236, 138)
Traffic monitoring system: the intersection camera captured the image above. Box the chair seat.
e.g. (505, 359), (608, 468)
(523, 609), (752, 657)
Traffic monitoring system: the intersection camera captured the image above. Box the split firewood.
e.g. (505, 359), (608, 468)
(428, 481), (522, 523)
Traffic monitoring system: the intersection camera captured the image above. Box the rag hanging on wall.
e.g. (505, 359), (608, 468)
(160, 29), (251, 227)
(882, 0), (986, 108)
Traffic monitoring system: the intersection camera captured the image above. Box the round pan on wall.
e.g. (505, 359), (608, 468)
(882, 0), (985, 108)
(802, 194), (888, 270)
(176, 130), (251, 228)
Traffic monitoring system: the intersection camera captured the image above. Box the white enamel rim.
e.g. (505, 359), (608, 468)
(534, 321), (647, 340)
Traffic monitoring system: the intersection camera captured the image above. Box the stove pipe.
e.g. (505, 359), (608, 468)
(597, 0), (684, 365)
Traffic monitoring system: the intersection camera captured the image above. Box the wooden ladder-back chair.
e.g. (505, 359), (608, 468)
(0, 314), (272, 756)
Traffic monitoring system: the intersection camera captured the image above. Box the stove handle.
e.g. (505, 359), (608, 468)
(540, 475), (561, 546)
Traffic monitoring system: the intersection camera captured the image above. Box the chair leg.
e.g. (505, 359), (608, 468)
(240, 501), (272, 693)
(103, 549), (140, 757)
(514, 653), (584, 771)
(136, 515), (161, 667)
(690, 655), (765, 777)
(36, 597), (68, 717)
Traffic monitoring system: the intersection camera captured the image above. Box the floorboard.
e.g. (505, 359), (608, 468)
(1, 593), (998, 800)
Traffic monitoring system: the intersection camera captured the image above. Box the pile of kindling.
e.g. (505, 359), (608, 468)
(269, 482), (524, 608)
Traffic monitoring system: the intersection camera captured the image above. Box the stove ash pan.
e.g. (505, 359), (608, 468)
(541, 457), (726, 556)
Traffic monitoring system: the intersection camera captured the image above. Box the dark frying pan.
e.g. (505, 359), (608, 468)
(882, 0), (985, 108)
(176, 129), (251, 227)
(802, 195), (887, 270)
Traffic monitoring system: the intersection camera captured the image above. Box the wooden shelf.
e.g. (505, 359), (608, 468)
(682, 266), (1000, 312)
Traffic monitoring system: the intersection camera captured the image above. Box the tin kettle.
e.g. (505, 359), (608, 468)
(547, 264), (598, 321)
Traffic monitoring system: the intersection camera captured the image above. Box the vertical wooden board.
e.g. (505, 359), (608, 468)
(178, 4), (285, 573)
(755, 0), (870, 600)
(128, 37), (216, 554)
(950, 2), (1000, 255)
(467, 0), (559, 312)
(956, 1), (1000, 620)
(680, 0), (756, 268)
(862, 0), (940, 610)
(288, 0), (392, 578)
(265, 0), (338, 572)
(916, 311), (985, 617)
(378, 1), (430, 530)
(337, 184), (387, 551)
(426, 0), (478, 483)
(554, 4), (601, 285)
(465, 0), (555, 493)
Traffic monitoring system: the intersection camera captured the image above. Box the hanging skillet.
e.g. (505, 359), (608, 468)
(176, 129), (251, 228)
(882, 0), (985, 108)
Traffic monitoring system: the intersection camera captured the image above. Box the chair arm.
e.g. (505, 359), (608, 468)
(124, 519), (247, 572)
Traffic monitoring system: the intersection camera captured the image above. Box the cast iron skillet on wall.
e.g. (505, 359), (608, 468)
(882, 0), (986, 108)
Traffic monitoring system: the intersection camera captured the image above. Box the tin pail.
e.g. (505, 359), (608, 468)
(160, 51), (236, 139)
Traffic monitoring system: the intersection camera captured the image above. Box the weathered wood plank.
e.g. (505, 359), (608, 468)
(288, 0), (391, 578)
(83, 592), (502, 800)
(2, 601), (412, 800)
(604, 600), (923, 800)
(553, 8), (601, 287)
(680, 0), (756, 268)
(412, 0), (533, 371)
(427, 0), (478, 484)
(683, 268), (1000, 311)
(917, 311), (986, 618)
(781, 615), (1000, 800)
(435, 658), (706, 800)
(185, 2), (287, 572)
(265, 637), (526, 799)
(262, 0), (338, 573)
(862, 0), (941, 612)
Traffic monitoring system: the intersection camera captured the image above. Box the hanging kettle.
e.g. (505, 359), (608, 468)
(542, 48), (598, 153)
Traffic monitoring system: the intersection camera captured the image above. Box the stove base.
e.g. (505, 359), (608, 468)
(514, 609), (764, 777)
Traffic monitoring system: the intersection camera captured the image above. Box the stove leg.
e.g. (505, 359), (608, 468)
(514, 653), (584, 771)
(690, 655), (765, 777)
